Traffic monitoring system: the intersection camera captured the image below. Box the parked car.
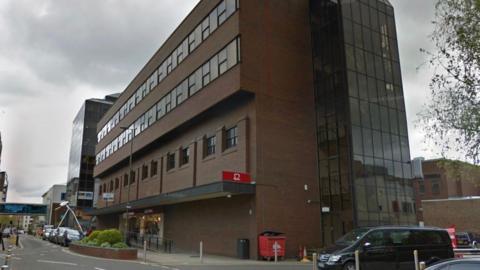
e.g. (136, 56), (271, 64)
(52, 227), (69, 245)
(56, 228), (82, 246)
(17, 230), (25, 234)
(455, 232), (480, 249)
(317, 226), (454, 270)
(48, 227), (63, 243)
(426, 258), (480, 269)
(2, 228), (11, 238)
(42, 228), (53, 240)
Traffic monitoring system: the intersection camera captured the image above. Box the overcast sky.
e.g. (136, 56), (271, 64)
(0, 0), (437, 203)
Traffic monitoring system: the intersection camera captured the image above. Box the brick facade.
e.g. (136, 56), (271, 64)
(422, 198), (480, 234)
(413, 159), (480, 222)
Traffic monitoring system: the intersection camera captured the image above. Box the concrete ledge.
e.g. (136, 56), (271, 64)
(69, 243), (137, 260)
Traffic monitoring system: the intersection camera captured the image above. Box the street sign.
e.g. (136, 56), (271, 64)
(222, 171), (252, 184)
(77, 191), (94, 200)
(102, 193), (114, 202)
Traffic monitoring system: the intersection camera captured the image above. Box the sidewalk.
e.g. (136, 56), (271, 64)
(138, 249), (313, 267)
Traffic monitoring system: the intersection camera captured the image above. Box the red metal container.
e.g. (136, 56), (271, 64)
(258, 235), (286, 260)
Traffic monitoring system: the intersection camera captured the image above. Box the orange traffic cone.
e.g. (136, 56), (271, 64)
(300, 246), (311, 262)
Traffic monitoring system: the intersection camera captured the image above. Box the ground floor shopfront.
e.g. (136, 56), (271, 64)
(92, 182), (263, 258)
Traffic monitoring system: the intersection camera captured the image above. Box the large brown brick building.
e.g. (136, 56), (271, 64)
(413, 159), (480, 222)
(91, 0), (416, 258)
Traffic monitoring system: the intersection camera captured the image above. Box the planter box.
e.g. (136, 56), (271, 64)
(69, 243), (137, 260)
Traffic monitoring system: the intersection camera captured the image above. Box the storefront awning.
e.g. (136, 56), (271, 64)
(87, 181), (255, 216)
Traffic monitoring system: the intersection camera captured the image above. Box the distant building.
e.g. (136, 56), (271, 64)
(65, 94), (119, 228)
(0, 132), (3, 167)
(21, 216), (32, 231)
(0, 172), (7, 203)
(41, 184), (66, 226)
(413, 158), (480, 223)
(422, 197), (480, 234)
(0, 133), (7, 202)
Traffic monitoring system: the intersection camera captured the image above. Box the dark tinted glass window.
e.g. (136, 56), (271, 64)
(167, 153), (175, 171)
(206, 136), (216, 156)
(180, 147), (190, 165)
(364, 231), (387, 247)
(389, 230), (410, 245)
(225, 126), (238, 149)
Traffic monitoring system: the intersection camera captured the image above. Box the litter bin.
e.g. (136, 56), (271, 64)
(258, 231), (286, 260)
(237, 238), (250, 259)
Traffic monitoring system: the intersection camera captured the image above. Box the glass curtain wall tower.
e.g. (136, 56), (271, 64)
(310, 0), (416, 246)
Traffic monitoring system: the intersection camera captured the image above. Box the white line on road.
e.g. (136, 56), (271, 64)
(37, 259), (78, 266)
(94, 267), (106, 270)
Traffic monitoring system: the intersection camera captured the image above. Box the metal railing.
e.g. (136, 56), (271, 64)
(126, 232), (173, 253)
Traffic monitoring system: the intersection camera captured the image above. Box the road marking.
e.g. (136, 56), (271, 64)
(161, 267), (170, 269)
(37, 259), (78, 266)
(94, 267), (106, 270)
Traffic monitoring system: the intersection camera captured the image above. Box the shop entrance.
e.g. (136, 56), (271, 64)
(124, 212), (172, 252)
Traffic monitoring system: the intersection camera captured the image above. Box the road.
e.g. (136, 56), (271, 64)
(5, 235), (311, 270)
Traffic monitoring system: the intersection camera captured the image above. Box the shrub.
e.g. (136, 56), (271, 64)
(79, 238), (88, 244)
(100, 242), (112, 248)
(86, 239), (100, 246)
(87, 230), (102, 241)
(112, 242), (128, 249)
(96, 229), (123, 245)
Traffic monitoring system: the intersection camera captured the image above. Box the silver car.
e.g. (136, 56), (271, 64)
(426, 258), (480, 270)
(56, 228), (82, 246)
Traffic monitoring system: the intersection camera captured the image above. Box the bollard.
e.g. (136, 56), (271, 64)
(143, 240), (147, 264)
(414, 250), (419, 270)
(274, 241), (278, 263)
(312, 253), (317, 270)
(200, 241), (203, 263)
(419, 262), (426, 270)
(354, 250), (360, 270)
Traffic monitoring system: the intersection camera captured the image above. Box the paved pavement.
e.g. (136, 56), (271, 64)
(4, 235), (313, 270)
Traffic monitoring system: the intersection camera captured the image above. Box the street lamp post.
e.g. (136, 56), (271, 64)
(121, 127), (134, 244)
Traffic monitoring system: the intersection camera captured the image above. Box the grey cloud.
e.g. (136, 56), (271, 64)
(0, 0), (199, 203)
(0, 0), (200, 90)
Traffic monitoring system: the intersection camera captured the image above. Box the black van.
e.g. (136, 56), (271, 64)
(317, 226), (454, 270)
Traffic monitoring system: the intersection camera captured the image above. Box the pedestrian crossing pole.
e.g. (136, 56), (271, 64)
(143, 240), (147, 263)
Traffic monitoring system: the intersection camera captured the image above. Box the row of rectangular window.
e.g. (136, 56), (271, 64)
(166, 126), (238, 171)
(349, 97), (408, 136)
(342, 0), (395, 39)
(96, 38), (241, 165)
(353, 155), (413, 181)
(352, 125), (410, 163)
(99, 159), (160, 195)
(97, 0), (239, 143)
(343, 20), (399, 63)
(345, 45), (401, 86)
(99, 127), (238, 192)
(347, 71), (404, 110)
(418, 178), (441, 195)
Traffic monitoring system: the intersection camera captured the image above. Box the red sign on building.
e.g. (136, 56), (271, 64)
(222, 171), (252, 184)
